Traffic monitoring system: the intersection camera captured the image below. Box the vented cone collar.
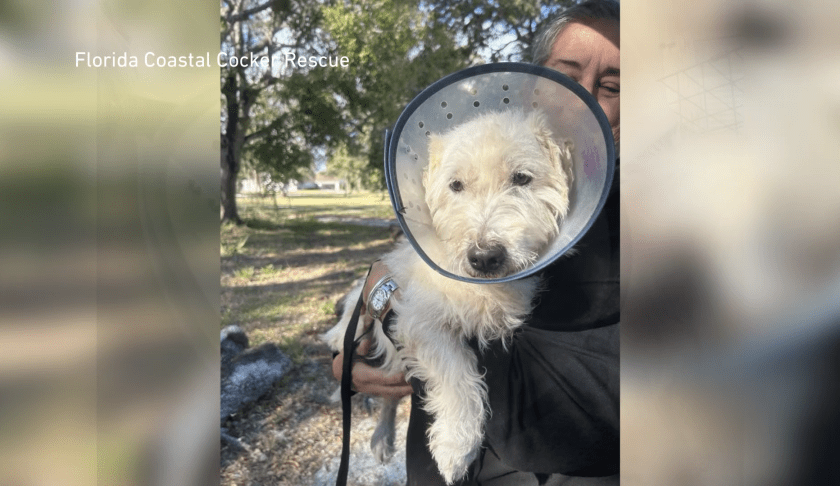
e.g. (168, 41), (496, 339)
(385, 62), (615, 283)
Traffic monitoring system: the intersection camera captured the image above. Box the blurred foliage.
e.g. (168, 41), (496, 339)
(222, 0), (570, 215)
(320, 0), (468, 190)
(328, 144), (376, 193)
(423, 0), (572, 62)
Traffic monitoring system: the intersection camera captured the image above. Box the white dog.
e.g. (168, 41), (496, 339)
(323, 109), (573, 484)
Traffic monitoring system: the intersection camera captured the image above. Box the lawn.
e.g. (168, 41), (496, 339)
(221, 191), (397, 359)
(237, 190), (395, 222)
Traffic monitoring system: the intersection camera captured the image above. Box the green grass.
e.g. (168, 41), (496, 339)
(238, 191), (395, 223)
(221, 191), (398, 364)
(234, 266), (255, 280)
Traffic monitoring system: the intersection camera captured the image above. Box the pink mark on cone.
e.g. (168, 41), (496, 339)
(582, 143), (600, 177)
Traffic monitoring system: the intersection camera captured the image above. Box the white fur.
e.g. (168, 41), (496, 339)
(322, 109), (572, 484)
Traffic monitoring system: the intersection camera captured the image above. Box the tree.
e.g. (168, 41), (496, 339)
(320, 0), (467, 189)
(317, 0), (574, 189)
(422, 0), (575, 62)
(220, 0), (331, 224)
(221, 0), (570, 222)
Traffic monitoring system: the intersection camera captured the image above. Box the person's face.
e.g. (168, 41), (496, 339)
(543, 19), (620, 145)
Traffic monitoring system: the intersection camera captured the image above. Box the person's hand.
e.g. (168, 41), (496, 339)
(331, 339), (413, 399)
(330, 260), (412, 399)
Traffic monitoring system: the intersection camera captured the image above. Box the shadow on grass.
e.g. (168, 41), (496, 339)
(221, 218), (399, 338)
(224, 267), (364, 307)
(222, 218), (394, 277)
(242, 217), (281, 230)
(228, 218), (388, 248)
(221, 240), (395, 275)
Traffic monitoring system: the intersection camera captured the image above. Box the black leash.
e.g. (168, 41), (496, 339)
(336, 267), (371, 486)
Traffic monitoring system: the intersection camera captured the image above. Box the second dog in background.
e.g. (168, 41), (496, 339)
(323, 109), (574, 484)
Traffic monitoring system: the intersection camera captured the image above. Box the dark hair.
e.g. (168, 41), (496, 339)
(531, 0), (620, 65)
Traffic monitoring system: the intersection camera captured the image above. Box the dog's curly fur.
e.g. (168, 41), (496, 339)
(323, 109), (573, 484)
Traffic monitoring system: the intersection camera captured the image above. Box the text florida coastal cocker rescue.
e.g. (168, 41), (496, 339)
(74, 51), (350, 69)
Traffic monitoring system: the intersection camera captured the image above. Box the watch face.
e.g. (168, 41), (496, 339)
(371, 288), (388, 311)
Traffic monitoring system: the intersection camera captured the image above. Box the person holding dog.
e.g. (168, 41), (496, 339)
(331, 1), (620, 484)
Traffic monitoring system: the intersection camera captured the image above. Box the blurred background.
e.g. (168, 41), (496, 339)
(0, 0), (219, 485)
(1, 0), (839, 485)
(623, 0), (840, 484)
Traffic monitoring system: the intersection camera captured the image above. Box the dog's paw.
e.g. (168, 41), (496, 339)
(432, 441), (480, 484)
(370, 432), (395, 464)
(328, 385), (341, 403)
(370, 422), (396, 463)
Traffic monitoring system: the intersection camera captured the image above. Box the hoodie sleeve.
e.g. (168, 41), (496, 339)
(480, 322), (619, 477)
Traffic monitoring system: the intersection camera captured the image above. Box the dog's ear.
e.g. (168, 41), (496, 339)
(424, 134), (445, 188)
(529, 111), (574, 187)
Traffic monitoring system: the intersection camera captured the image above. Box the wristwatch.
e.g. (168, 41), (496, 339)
(368, 276), (398, 321)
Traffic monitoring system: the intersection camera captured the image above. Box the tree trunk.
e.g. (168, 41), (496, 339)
(220, 70), (248, 225)
(220, 150), (242, 225)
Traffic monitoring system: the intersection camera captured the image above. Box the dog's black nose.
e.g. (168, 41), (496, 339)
(468, 245), (507, 275)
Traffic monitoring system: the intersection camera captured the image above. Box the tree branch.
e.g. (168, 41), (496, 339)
(245, 124), (275, 143)
(227, 0), (275, 23)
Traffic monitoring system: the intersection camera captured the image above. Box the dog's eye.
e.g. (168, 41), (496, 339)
(449, 180), (464, 192)
(511, 172), (532, 186)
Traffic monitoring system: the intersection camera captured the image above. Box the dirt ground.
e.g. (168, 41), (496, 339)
(221, 194), (409, 486)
